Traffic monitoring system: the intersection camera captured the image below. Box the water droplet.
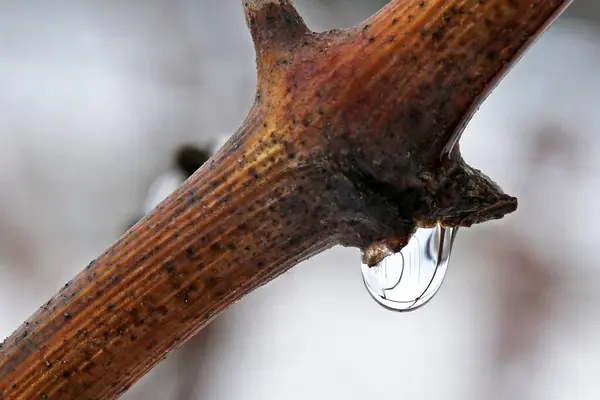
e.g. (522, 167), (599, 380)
(360, 224), (457, 311)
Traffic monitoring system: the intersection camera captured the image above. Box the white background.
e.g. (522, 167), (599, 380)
(1, 1), (599, 399)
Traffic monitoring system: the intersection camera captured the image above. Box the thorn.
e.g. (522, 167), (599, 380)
(433, 161), (518, 228)
(243, 0), (311, 54)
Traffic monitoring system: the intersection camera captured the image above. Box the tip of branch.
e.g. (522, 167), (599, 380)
(243, 0), (310, 53)
(433, 162), (517, 228)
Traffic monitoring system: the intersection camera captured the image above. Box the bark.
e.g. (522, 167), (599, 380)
(0, 0), (573, 399)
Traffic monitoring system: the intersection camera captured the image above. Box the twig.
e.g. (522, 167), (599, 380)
(0, 0), (573, 398)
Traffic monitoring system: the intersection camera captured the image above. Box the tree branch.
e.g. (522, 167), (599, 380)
(0, 0), (573, 398)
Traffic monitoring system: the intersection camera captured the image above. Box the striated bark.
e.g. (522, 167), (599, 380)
(0, 0), (573, 398)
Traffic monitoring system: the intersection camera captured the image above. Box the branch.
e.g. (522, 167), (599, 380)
(0, 0), (573, 398)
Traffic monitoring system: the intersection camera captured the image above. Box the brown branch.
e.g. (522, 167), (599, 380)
(0, 0), (573, 398)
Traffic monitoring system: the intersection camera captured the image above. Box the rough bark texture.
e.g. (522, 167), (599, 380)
(0, 0), (573, 398)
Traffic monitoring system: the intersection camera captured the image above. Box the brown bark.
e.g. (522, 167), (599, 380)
(0, 0), (573, 398)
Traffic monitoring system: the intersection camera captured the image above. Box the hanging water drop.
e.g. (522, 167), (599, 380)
(360, 224), (457, 311)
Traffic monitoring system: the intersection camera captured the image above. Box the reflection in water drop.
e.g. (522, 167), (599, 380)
(360, 224), (457, 312)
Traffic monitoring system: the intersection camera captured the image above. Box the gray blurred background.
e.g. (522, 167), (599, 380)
(1, 1), (599, 399)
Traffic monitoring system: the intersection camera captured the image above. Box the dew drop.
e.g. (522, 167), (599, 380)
(360, 224), (457, 311)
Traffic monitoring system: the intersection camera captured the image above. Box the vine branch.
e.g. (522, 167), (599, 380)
(0, 0), (573, 398)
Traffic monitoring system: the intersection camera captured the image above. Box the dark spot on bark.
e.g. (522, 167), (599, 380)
(486, 50), (498, 60)
(248, 167), (260, 180)
(432, 27), (445, 41)
(165, 262), (174, 273)
(186, 247), (195, 257)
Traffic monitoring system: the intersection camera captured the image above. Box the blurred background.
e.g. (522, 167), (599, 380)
(1, 1), (599, 399)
